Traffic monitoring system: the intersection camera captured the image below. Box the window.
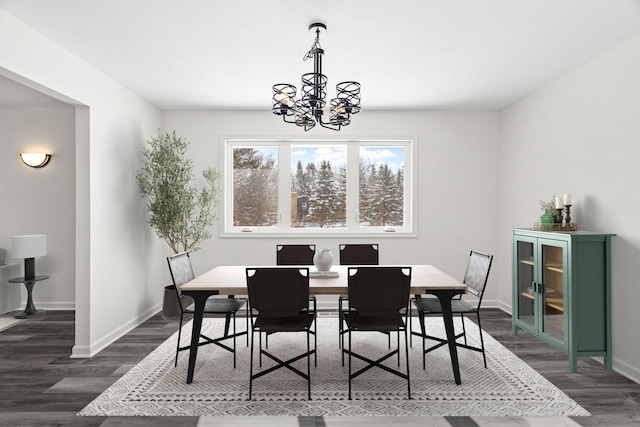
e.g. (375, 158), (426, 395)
(223, 139), (415, 236)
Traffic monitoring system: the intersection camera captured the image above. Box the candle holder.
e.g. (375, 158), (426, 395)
(554, 208), (563, 223)
(564, 205), (572, 224)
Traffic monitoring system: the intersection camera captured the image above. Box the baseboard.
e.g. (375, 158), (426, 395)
(71, 302), (162, 358)
(28, 302), (75, 310)
(609, 357), (640, 385)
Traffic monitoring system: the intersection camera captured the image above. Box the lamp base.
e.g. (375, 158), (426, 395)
(14, 308), (45, 319)
(7, 275), (49, 319)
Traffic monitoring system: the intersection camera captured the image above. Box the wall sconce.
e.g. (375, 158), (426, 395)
(20, 153), (51, 168)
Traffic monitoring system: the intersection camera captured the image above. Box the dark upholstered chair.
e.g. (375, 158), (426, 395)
(276, 244), (316, 265)
(167, 252), (247, 368)
(338, 244), (380, 346)
(275, 244), (317, 343)
(342, 266), (412, 400)
(339, 244), (379, 265)
(411, 250), (493, 369)
(246, 267), (316, 400)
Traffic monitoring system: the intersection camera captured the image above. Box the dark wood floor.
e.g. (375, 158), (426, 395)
(0, 309), (639, 426)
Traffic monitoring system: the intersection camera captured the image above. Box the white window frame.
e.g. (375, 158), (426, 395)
(221, 137), (417, 238)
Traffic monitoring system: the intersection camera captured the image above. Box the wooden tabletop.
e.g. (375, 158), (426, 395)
(181, 265), (466, 295)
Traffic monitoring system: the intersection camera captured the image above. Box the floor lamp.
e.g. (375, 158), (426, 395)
(9, 234), (49, 319)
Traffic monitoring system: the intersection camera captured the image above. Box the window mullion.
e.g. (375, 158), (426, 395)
(346, 143), (360, 229)
(279, 142), (292, 231)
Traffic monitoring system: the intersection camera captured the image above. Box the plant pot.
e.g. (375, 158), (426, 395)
(162, 285), (182, 321)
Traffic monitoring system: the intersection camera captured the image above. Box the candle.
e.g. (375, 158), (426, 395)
(563, 193), (571, 205)
(555, 196), (563, 209)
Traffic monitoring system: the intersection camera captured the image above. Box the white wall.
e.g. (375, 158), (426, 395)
(0, 107), (76, 309)
(0, 9), (164, 357)
(163, 109), (501, 308)
(499, 34), (640, 381)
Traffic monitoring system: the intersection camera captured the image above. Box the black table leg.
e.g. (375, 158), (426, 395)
(181, 290), (216, 384)
(223, 295), (235, 337)
(430, 289), (464, 385)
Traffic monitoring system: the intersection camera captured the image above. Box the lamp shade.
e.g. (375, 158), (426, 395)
(12, 234), (47, 258)
(20, 153), (51, 168)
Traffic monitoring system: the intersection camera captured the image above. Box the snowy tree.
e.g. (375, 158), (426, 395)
(233, 148), (277, 226)
(307, 160), (338, 227)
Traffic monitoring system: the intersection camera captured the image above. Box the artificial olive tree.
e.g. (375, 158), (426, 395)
(136, 130), (220, 254)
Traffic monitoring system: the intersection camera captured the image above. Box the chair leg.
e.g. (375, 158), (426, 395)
(404, 326), (411, 399)
(175, 313), (184, 367)
(409, 306), (413, 347)
(416, 309), (427, 370)
(233, 312), (237, 369)
(259, 331), (263, 367)
(397, 329), (400, 366)
(338, 298), (342, 348)
(348, 328), (352, 400)
(314, 317), (318, 367)
(307, 327), (312, 400)
(476, 311), (487, 368)
(341, 325), (345, 366)
(245, 304), (250, 346)
(248, 327), (254, 400)
(461, 313), (468, 346)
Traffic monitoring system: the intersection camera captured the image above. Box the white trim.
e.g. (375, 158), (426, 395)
(70, 303), (161, 358)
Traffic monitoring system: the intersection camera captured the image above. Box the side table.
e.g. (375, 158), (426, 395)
(8, 275), (49, 319)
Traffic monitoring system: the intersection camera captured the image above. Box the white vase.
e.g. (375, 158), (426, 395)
(313, 248), (334, 272)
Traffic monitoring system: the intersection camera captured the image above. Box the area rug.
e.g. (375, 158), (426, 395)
(78, 316), (589, 417)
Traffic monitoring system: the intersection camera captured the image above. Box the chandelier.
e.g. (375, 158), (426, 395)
(272, 23), (361, 131)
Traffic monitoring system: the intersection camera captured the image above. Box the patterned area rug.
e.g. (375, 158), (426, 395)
(79, 316), (589, 417)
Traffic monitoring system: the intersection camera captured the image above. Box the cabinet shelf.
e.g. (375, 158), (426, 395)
(545, 263), (563, 273)
(520, 291), (534, 300)
(545, 296), (565, 312)
(520, 259), (534, 266)
(520, 291), (565, 312)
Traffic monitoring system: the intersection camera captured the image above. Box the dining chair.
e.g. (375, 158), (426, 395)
(337, 244), (379, 347)
(411, 250), (493, 369)
(246, 267), (316, 400)
(167, 252), (247, 368)
(276, 244), (316, 265)
(274, 244), (318, 347)
(342, 266), (412, 400)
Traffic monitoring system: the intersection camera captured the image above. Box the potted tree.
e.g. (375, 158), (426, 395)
(136, 130), (221, 319)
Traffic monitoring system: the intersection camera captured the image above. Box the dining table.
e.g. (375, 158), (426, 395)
(180, 264), (467, 385)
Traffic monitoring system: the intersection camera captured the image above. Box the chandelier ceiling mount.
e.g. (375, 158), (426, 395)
(272, 22), (361, 131)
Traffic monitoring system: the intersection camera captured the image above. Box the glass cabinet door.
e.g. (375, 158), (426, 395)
(540, 243), (565, 343)
(515, 240), (535, 330)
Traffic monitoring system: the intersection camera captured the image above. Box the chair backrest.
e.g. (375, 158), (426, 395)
(339, 244), (379, 265)
(276, 244), (316, 265)
(463, 250), (493, 304)
(246, 267), (310, 316)
(167, 252), (195, 288)
(167, 252), (196, 311)
(347, 266), (411, 316)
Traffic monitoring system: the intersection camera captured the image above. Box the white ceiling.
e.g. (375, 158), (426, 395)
(1, 0), (640, 111)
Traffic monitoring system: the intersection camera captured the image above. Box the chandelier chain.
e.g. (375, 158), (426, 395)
(303, 27), (322, 61)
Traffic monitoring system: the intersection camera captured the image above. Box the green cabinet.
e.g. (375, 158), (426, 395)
(511, 228), (614, 371)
